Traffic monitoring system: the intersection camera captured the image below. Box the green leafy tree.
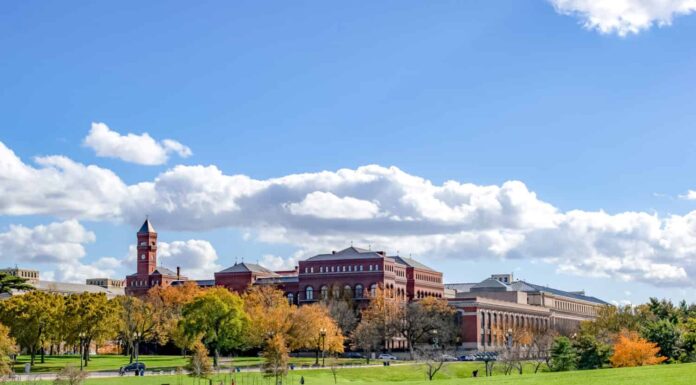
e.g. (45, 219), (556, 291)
(0, 291), (63, 366)
(0, 272), (33, 294)
(573, 333), (611, 369)
(680, 318), (696, 362)
(63, 293), (118, 366)
(641, 319), (681, 362)
(549, 336), (577, 371)
(181, 287), (248, 367)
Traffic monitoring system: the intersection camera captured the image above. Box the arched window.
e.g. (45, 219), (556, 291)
(355, 284), (364, 298)
(370, 283), (378, 297)
(344, 285), (352, 298)
(333, 285), (340, 299)
(321, 285), (329, 300)
(305, 286), (314, 301)
(288, 293), (294, 304)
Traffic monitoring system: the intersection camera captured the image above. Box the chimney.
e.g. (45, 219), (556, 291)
(332, 250), (336, 254)
(176, 266), (181, 280)
(378, 251), (386, 256)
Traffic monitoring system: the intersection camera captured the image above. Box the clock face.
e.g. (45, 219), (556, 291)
(140, 254), (145, 260)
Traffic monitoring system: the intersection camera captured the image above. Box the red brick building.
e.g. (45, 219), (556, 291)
(125, 219), (187, 296)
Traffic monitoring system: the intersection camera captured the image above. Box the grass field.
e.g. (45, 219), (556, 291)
(9, 361), (696, 385)
(12, 354), (366, 374)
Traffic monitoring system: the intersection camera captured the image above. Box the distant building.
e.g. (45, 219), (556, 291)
(1, 267), (124, 299)
(125, 219), (187, 296)
(0, 267), (40, 284)
(446, 273), (609, 351)
(86, 278), (125, 289)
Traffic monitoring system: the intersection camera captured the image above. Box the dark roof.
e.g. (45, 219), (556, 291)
(255, 276), (299, 285)
(390, 256), (437, 272)
(444, 283), (477, 292)
(516, 281), (609, 305)
(219, 262), (278, 275)
(138, 219), (156, 234)
(305, 246), (386, 262)
(152, 266), (178, 277)
(471, 278), (510, 291)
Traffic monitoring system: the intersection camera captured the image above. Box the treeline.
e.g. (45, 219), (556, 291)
(0, 283), (457, 373)
(547, 298), (696, 371)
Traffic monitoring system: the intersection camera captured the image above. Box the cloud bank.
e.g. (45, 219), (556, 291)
(83, 122), (192, 165)
(1, 140), (695, 287)
(549, 0), (696, 36)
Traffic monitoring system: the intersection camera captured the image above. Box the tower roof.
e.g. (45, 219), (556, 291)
(138, 219), (156, 234)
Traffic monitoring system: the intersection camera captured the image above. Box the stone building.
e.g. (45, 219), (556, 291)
(0, 268), (124, 299)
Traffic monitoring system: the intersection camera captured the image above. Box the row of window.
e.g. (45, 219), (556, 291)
(556, 300), (596, 315)
(303, 264), (380, 274)
(415, 273), (441, 283)
(302, 283), (378, 301)
(129, 279), (163, 287)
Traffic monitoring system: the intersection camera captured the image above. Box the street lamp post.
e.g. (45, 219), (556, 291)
(134, 332), (141, 371)
(506, 328), (513, 349)
(319, 328), (327, 367)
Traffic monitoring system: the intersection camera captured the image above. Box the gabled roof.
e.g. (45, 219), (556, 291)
(152, 266), (178, 277)
(219, 262), (278, 275)
(305, 246), (386, 262)
(138, 219), (156, 234)
(471, 278), (510, 291)
(390, 256), (437, 272)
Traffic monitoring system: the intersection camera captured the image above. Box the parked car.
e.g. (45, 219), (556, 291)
(378, 353), (398, 360)
(440, 354), (458, 361)
(344, 352), (364, 359)
(119, 362), (146, 374)
(458, 354), (476, 361)
(473, 352), (498, 361)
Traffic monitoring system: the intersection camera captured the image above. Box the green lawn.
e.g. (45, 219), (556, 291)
(8, 361), (696, 385)
(13, 354), (366, 374)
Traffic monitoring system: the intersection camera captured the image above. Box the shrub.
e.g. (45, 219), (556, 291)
(549, 336), (577, 371)
(610, 331), (667, 367)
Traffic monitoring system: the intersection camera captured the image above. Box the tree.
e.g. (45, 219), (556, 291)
(327, 300), (358, 337)
(0, 291), (63, 366)
(262, 334), (289, 385)
(681, 317), (696, 362)
(549, 336), (577, 371)
(610, 331), (667, 367)
(181, 287), (248, 367)
(393, 297), (457, 360)
(573, 333), (611, 370)
(114, 295), (161, 363)
(528, 331), (555, 373)
(641, 319), (680, 362)
(0, 273), (33, 294)
(242, 286), (295, 349)
(146, 282), (202, 353)
(187, 342), (212, 385)
(350, 317), (381, 364)
(290, 304), (344, 365)
(63, 293), (117, 366)
(415, 345), (454, 381)
(0, 323), (17, 378)
(353, 287), (398, 355)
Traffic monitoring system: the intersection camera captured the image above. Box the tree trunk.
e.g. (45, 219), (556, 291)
(30, 347), (36, 366)
(315, 345), (320, 365)
(407, 341), (415, 361)
(213, 348), (219, 368)
(40, 346), (45, 363)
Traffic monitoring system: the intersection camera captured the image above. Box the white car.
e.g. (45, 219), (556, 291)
(378, 353), (398, 360)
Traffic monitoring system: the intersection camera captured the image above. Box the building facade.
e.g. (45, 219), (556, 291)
(125, 219), (187, 296)
(446, 274), (609, 351)
(0, 268), (124, 299)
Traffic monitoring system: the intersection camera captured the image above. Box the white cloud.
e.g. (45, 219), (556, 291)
(3, 140), (696, 287)
(157, 240), (221, 279)
(549, 0), (696, 36)
(679, 190), (696, 200)
(286, 191), (381, 219)
(83, 122), (192, 165)
(0, 220), (95, 263)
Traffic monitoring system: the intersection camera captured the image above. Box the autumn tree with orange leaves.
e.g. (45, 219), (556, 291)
(610, 331), (667, 367)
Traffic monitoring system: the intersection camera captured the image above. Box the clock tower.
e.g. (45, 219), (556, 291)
(136, 218), (157, 276)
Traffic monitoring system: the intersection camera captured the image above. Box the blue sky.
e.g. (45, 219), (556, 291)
(2, 1), (696, 305)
